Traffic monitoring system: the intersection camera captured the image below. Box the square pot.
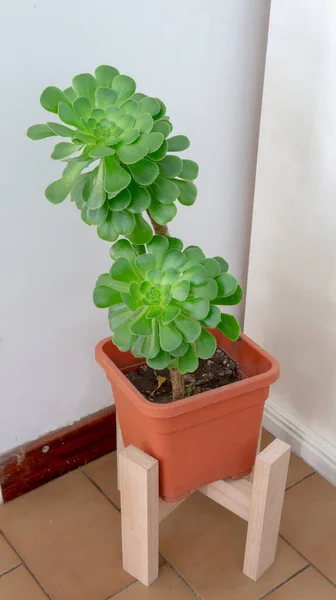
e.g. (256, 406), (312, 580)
(96, 330), (279, 502)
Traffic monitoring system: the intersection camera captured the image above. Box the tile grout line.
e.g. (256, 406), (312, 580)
(0, 563), (22, 579)
(0, 530), (53, 599)
(79, 466), (121, 512)
(285, 471), (316, 492)
(257, 564), (310, 599)
(103, 562), (166, 599)
(161, 555), (204, 600)
(279, 534), (336, 588)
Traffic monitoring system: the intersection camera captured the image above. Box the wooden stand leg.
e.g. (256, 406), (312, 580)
(116, 413), (124, 491)
(120, 445), (159, 586)
(243, 438), (290, 580)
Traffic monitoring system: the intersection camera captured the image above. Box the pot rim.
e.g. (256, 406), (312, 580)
(95, 332), (280, 419)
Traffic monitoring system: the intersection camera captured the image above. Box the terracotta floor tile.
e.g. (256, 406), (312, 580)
(0, 565), (47, 599)
(159, 491), (306, 600)
(261, 430), (314, 487)
(280, 473), (336, 583)
(0, 470), (135, 600)
(266, 566), (336, 599)
(113, 565), (196, 599)
(83, 451), (120, 508)
(0, 534), (20, 576)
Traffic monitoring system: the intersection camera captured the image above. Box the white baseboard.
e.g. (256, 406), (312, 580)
(263, 399), (336, 486)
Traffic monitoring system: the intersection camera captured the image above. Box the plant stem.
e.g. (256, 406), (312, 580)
(147, 210), (170, 236)
(170, 369), (185, 401)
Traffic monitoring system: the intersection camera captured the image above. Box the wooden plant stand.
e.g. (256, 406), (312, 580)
(116, 418), (290, 587)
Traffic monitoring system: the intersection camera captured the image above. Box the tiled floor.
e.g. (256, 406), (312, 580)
(0, 430), (335, 600)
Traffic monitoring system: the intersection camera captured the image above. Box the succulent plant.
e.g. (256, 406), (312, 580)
(27, 65), (199, 245)
(93, 235), (242, 374)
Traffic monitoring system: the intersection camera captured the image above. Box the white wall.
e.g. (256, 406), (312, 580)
(245, 0), (336, 482)
(0, 0), (270, 453)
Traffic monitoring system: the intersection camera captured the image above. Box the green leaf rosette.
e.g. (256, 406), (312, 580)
(27, 66), (199, 245)
(93, 235), (242, 373)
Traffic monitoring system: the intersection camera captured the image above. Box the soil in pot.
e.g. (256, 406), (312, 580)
(126, 347), (243, 404)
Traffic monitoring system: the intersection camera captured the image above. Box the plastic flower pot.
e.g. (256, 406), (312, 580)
(96, 329), (279, 502)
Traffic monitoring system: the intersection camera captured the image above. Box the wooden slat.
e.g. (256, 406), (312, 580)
(120, 445), (159, 586)
(199, 477), (252, 521)
(243, 438), (291, 580)
(116, 413), (124, 491)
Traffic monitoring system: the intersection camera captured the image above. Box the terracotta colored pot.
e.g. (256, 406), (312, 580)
(96, 330), (279, 502)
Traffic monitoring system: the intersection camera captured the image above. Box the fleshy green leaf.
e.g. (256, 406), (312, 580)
(47, 122), (75, 137)
(167, 237), (184, 251)
(148, 197), (177, 225)
(93, 285), (121, 308)
(171, 280), (190, 301)
(217, 313), (241, 341)
(110, 257), (139, 284)
(176, 179), (197, 206)
(181, 265), (208, 286)
(110, 239), (136, 262)
(72, 73), (97, 105)
(200, 305), (221, 328)
(152, 120), (173, 138)
(70, 173), (88, 209)
(139, 97), (160, 116)
(58, 102), (83, 129)
(135, 113), (153, 134)
(89, 146), (115, 158)
(148, 140), (168, 161)
(127, 182), (151, 213)
(183, 246), (206, 268)
(142, 321), (160, 358)
(203, 258), (221, 278)
(112, 74), (136, 105)
(81, 202), (108, 225)
(180, 298), (210, 320)
(95, 87), (116, 110)
(108, 188), (131, 211)
(136, 132), (164, 153)
(73, 96), (91, 119)
(161, 305), (181, 325)
(127, 214), (153, 244)
(104, 155), (131, 194)
(179, 159), (199, 180)
(113, 210), (136, 235)
(167, 135), (190, 151)
(135, 253), (156, 277)
(121, 99), (140, 116)
(130, 311), (153, 336)
(158, 155), (183, 178)
(191, 279), (218, 300)
(27, 124), (56, 140)
(159, 323), (182, 352)
(45, 160), (87, 204)
(174, 315), (201, 343)
(97, 212), (118, 242)
(170, 340), (188, 357)
(146, 235), (169, 268)
(109, 304), (134, 329)
(214, 256), (229, 273)
(178, 344), (198, 374)
(162, 250), (187, 271)
(131, 336), (145, 357)
(128, 159), (159, 186)
(113, 325), (136, 351)
(63, 87), (76, 103)
(40, 86), (71, 113)
(215, 284), (243, 306)
(195, 329), (217, 359)
(147, 349), (170, 370)
(150, 176), (179, 204)
(87, 159), (106, 209)
(51, 142), (81, 160)
(216, 273), (238, 297)
(116, 143), (147, 164)
(95, 65), (119, 88)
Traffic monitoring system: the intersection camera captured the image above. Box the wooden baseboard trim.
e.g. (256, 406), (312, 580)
(0, 405), (116, 503)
